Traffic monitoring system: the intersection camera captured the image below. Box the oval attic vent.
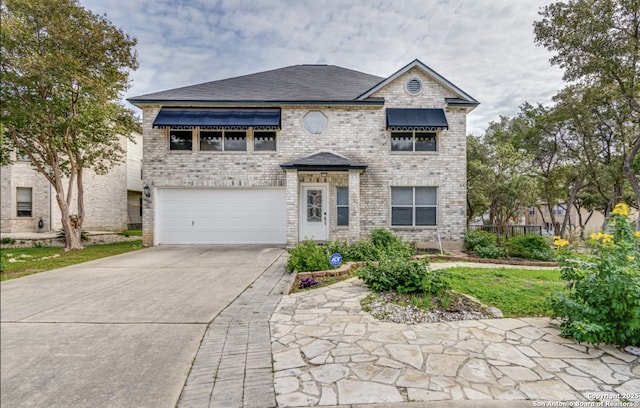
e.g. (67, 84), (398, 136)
(406, 78), (422, 95)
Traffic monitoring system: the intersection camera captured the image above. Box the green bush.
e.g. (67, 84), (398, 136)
(473, 244), (506, 259)
(464, 230), (506, 259)
(368, 228), (414, 260)
(550, 203), (640, 347)
(1, 237), (16, 245)
(358, 257), (450, 295)
(358, 258), (429, 293)
(287, 229), (414, 272)
(464, 230), (496, 252)
(506, 235), (554, 261)
(286, 240), (332, 272)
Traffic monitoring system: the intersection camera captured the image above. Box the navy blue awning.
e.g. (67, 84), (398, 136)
(152, 108), (281, 130)
(386, 108), (448, 131)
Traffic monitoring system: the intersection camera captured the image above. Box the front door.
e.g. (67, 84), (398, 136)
(300, 184), (328, 240)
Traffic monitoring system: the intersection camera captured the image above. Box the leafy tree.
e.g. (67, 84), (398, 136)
(534, 0), (640, 229)
(467, 116), (540, 248)
(1, 0), (138, 249)
(466, 134), (491, 223)
(554, 84), (638, 221)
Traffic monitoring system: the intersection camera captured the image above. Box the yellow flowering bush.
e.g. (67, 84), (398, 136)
(553, 236), (569, 248)
(550, 203), (640, 347)
(612, 202), (630, 217)
(589, 232), (614, 244)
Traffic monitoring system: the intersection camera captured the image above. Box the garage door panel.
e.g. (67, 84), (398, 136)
(156, 188), (286, 244)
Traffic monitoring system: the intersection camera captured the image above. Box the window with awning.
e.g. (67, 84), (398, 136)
(153, 108), (281, 130)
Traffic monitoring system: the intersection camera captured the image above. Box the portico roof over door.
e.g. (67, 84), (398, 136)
(280, 152), (367, 171)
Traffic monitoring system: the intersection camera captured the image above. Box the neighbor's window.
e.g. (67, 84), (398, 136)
(337, 186), (349, 226)
(17, 187), (32, 217)
(169, 129), (193, 151)
(254, 131), (276, 151)
(16, 149), (30, 161)
(391, 131), (437, 152)
(391, 187), (437, 226)
(199, 130), (247, 151)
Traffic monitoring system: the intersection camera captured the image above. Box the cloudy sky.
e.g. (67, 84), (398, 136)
(79, 0), (566, 135)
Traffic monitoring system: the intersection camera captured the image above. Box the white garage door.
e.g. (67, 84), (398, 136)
(155, 188), (286, 244)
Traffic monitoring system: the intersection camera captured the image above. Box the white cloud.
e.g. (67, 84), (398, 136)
(81, 0), (565, 134)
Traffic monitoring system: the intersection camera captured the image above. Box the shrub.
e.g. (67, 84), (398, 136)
(1, 237), (16, 245)
(369, 228), (414, 260)
(358, 258), (429, 293)
(550, 203), (640, 347)
(473, 244), (506, 259)
(286, 229), (413, 272)
(286, 240), (332, 272)
(358, 257), (450, 295)
(464, 230), (506, 259)
(464, 230), (496, 252)
(507, 235), (554, 261)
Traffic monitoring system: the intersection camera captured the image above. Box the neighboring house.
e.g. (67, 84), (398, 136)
(128, 59), (479, 248)
(0, 132), (143, 233)
(525, 204), (635, 236)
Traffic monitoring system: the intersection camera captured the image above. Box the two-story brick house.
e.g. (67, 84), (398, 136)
(128, 59), (478, 248)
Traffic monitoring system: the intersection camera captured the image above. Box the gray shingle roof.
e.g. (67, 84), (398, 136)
(129, 65), (384, 103)
(280, 152), (367, 171)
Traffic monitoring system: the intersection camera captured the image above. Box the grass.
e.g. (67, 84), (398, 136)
(446, 266), (565, 317)
(1, 240), (143, 281)
(121, 229), (142, 237)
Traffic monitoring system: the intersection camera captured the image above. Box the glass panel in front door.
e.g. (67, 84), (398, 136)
(307, 189), (322, 222)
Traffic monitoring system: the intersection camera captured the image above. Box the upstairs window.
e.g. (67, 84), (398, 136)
(17, 187), (32, 217)
(254, 131), (276, 151)
(169, 129), (193, 151)
(391, 131), (437, 152)
(199, 130), (247, 151)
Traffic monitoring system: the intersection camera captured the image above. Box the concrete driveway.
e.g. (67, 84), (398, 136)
(1, 245), (285, 408)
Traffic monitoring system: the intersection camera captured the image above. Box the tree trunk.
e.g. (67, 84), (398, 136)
(75, 167), (85, 249)
(622, 137), (640, 231)
(559, 176), (585, 238)
(52, 167), (82, 251)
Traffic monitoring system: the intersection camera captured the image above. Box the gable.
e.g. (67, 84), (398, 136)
(358, 59), (478, 110)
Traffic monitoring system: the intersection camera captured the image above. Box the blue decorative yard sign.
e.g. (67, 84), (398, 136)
(329, 253), (343, 267)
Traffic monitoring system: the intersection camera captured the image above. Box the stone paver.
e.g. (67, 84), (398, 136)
(177, 252), (294, 408)
(270, 277), (640, 407)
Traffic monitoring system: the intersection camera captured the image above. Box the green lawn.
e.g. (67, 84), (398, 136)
(1, 240), (143, 281)
(446, 266), (565, 317)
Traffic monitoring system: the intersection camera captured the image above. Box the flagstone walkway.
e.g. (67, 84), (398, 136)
(270, 278), (640, 407)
